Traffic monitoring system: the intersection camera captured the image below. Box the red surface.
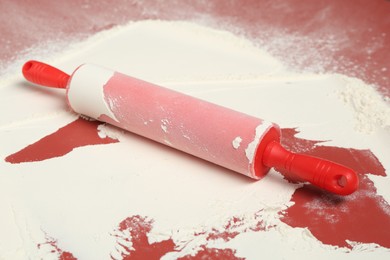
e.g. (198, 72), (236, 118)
(178, 247), (243, 260)
(5, 118), (118, 164)
(113, 215), (243, 259)
(4, 121), (389, 256)
(2, 0), (389, 258)
(114, 216), (176, 260)
(0, 0), (389, 97)
(38, 235), (77, 260)
(279, 128), (389, 248)
(205, 0), (390, 96)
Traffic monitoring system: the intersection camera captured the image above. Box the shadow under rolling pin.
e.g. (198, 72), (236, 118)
(22, 60), (358, 196)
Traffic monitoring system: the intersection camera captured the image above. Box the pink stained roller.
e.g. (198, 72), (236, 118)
(22, 60), (359, 196)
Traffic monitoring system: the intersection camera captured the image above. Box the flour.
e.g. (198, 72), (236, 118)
(336, 75), (390, 134)
(232, 136), (242, 149)
(97, 124), (123, 140)
(0, 20), (389, 259)
(245, 122), (273, 164)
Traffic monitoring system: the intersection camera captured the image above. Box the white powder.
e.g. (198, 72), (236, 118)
(97, 124), (123, 140)
(336, 75), (390, 134)
(232, 136), (242, 149)
(245, 122), (273, 164)
(0, 20), (389, 259)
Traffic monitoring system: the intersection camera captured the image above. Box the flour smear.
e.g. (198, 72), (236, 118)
(0, 20), (389, 260)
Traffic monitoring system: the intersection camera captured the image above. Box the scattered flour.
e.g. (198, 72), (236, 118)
(97, 123), (123, 140)
(336, 75), (390, 134)
(0, 20), (389, 259)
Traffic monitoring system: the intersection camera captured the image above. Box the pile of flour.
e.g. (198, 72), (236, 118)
(0, 20), (389, 259)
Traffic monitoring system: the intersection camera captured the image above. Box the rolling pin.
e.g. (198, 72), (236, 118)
(22, 60), (358, 195)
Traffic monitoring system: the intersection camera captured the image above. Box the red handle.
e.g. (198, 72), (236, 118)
(22, 60), (70, 89)
(263, 141), (358, 195)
